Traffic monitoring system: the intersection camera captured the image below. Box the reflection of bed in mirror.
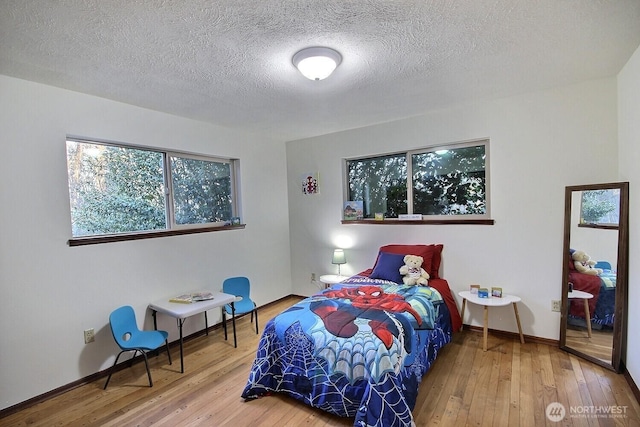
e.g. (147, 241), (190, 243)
(567, 252), (616, 330)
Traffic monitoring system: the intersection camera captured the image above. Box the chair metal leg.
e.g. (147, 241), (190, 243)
(254, 308), (259, 334)
(231, 302), (237, 348)
(165, 339), (172, 365)
(141, 351), (153, 387)
(104, 348), (160, 389)
(104, 351), (125, 390)
(222, 308), (228, 340)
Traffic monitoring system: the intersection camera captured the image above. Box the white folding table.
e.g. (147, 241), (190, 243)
(148, 291), (237, 373)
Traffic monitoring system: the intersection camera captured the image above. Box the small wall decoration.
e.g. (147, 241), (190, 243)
(302, 172), (319, 195)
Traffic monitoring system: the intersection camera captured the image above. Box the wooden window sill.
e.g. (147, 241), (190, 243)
(341, 219), (494, 225)
(68, 224), (246, 247)
(577, 223), (618, 230)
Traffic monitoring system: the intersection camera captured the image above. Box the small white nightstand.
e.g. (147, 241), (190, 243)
(319, 274), (349, 289)
(459, 290), (525, 351)
(568, 290), (594, 338)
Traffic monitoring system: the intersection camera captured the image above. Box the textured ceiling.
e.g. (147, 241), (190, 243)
(1, 0), (640, 141)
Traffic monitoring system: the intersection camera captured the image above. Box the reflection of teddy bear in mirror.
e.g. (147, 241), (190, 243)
(399, 254), (430, 285)
(572, 250), (603, 276)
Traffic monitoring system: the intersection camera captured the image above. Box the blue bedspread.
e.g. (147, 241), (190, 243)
(241, 277), (453, 426)
(569, 269), (617, 328)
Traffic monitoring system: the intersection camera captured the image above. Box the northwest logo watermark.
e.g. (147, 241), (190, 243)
(546, 403), (566, 422)
(546, 402), (628, 422)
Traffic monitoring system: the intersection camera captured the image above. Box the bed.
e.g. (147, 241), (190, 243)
(568, 258), (617, 329)
(241, 244), (462, 427)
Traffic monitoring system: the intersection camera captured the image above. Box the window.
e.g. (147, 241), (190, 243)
(169, 155), (234, 226)
(579, 189), (620, 226)
(346, 140), (489, 221)
(66, 138), (239, 241)
(346, 153), (408, 218)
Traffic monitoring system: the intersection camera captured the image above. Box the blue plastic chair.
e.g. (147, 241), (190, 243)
(104, 306), (171, 389)
(222, 277), (258, 335)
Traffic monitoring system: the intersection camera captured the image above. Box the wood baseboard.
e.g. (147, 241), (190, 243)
(0, 294), (302, 418)
(460, 323), (559, 347)
(3, 296), (635, 418)
(623, 366), (640, 404)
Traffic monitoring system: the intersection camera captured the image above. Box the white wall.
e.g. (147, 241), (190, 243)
(2, 59), (636, 412)
(618, 43), (640, 388)
(0, 76), (291, 410)
(286, 78), (619, 343)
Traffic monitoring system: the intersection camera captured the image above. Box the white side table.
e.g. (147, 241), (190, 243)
(568, 290), (594, 338)
(319, 274), (349, 289)
(459, 290), (525, 351)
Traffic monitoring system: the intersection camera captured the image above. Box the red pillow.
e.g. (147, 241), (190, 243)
(375, 244), (444, 279)
(430, 244), (444, 279)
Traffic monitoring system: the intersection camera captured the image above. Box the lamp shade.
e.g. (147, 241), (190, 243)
(332, 249), (346, 265)
(293, 47), (342, 81)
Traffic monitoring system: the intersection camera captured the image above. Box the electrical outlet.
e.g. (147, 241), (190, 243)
(84, 328), (95, 344)
(311, 273), (316, 282)
(551, 300), (561, 312)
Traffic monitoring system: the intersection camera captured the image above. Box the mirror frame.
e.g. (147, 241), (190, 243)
(560, 182), (629, 372)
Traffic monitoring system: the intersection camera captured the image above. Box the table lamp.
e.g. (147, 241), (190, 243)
(332, 249), (346, 276)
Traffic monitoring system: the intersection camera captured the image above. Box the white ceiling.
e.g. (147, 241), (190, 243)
(1, 1), (640, 141)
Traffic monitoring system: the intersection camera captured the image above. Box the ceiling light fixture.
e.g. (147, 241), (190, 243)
(292, 47), (342, 81)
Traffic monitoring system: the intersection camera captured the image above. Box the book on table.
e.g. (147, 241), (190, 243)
(169, 294), (193, 304)
(169, 292), (215, 304)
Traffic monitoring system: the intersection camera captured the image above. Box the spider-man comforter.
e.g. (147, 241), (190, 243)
(568, 269), (617, 327)
(241, 276), (455, 427)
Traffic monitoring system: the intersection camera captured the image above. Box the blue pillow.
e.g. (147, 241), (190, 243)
(370, 252), (406, 284)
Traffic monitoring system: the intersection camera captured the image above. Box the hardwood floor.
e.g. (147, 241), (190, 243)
(566, 326), (615, 364)
(2, 296), (639, 426)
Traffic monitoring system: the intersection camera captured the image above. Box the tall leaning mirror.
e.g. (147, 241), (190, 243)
(560, 182), (629, 372)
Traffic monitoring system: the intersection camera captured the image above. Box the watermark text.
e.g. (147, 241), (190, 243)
(546, 402), (628, 422)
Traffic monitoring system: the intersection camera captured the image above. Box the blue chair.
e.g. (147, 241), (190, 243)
(594, 261), (612, 270)
(104, 306), (171, 389)
(222, 277), (258, 335)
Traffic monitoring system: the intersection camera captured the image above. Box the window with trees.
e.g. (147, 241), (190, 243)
(66, 138), (239, 241)
(579, 189), (620, 227)
(346, 140), (489, 221)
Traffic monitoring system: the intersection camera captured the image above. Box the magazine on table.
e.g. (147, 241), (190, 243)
(169, 292), (215, 303)
(191, 292), (215, 301)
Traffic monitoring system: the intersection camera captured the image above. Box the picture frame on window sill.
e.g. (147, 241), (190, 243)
(343, 201), (363, 220)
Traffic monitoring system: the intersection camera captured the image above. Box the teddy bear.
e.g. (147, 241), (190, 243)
(399, 254), (430, 286)
(572, 250), (603, 276)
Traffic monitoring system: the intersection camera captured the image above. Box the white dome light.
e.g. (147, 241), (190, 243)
(292, 47), (342, 81)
